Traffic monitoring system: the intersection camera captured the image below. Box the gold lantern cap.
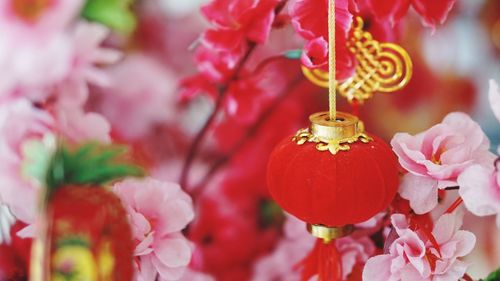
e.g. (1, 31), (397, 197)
(292, 111), (372, 155)
(309, 111), (361, 141)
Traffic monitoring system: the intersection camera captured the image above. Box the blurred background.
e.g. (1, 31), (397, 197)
(128, 0), (500, 278)
(1, 0), (499, 280)
(115, 0), (500, 279)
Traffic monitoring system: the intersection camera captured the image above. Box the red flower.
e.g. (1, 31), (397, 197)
(188, 173), (282, 281)
(0, 222), (32, 281)
(201, 0), (281, 44)
(359, 0), (456, 29)
(183, 0), (282, 100)
(291, 0), (356, 81)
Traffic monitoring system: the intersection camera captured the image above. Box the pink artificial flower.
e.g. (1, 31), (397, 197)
(391, 112), (495, 214)
(363, 213), (476, 281)
(0, 0), (82, 37)
(488, 79), (500, 122)
(454, 79), (500, 227)
(112, 178), (195, 281)
(54, 107), (111, 144)
(55, 21), (122, 109)
(178, 269), (215, 281)
(92, 54), (178, 140)
(458, 162), (500, 227)
(253, 214), (376, 281)
(0, 98), (53, 224)
(0, 0), (82, 99)
(290, 0), (356, 80)
(0, 1), (120, 108)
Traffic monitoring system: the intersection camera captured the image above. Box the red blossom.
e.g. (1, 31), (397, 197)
(187, 173), (282, 281)
(358, 0), (456, 30)
(0, 222), (31, 281)
(201, 0), (281, 44)
(291, 0), (356, 81)
(224, 77), (272, 124)
(184, 0), (283, 101)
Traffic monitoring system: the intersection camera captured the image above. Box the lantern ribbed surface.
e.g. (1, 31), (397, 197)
(267, 112), (399, 227)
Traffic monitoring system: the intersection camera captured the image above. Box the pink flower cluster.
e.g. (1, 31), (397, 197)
(457, 80), (500, 227)
(391, 80), (500, 226)
(391, 112), (495, 214)
(0, 0), (117, 232)
(363, 213), (476, 281)
(253, 214), (376, 281)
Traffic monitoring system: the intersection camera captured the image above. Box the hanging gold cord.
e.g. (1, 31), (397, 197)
(328, 0), (336, 121)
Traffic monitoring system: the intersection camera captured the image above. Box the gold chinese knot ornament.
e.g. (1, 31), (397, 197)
(302, 17), (413, 103)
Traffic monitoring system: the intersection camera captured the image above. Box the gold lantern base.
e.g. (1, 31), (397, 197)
(307, 224), (354, 243)
(292, 111), (372, 154)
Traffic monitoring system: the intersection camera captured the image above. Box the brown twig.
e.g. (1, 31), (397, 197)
(179, 42), (257, 188)
(179, 0), (290, 188)
(190, 74), (304, 200)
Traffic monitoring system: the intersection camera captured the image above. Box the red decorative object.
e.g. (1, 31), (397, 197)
(268, 112), (399, 227)
(28, 143), (141, 281)
(267, 111), (399, 280)
(45, 187), (134, 281)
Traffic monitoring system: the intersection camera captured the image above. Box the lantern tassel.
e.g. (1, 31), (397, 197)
(298, 239), (342, 281)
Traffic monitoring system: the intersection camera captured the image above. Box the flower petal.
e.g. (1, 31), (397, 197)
(489, 79), (500, 123)
(400, 174), (439, 214)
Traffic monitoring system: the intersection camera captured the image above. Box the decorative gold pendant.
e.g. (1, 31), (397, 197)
(292, 112), (372, 155)
(302, 17), (413, 103)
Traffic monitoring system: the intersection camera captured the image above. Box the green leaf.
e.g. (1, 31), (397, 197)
(485, 268), (500, 281)
(284, 49), (302, 60)
(82, 0), (137, 33)
(21, 135), (56, 185)
(45, 142), (144, 194)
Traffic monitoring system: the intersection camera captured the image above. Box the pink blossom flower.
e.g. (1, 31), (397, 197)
(92, 54), (177, 140)
(54, 107), (111, 144)
(0, 99), (53, 224)
(391, 112), (495, 214)
(488, 79), (500, 122)
(55, 21), (122, 109)
(253, 214), (376, 281)
(363, 213), (476, 281)
(457, 159), (500, 227)
(112, 178), (195, 281)
(0, 0), (82, 37)
(0, 0), (82, 99)
(0, 1), (120, 108)
(178, 269), (215, 281)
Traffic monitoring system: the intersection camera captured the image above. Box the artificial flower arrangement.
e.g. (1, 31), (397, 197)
(0, 0), (499, 281)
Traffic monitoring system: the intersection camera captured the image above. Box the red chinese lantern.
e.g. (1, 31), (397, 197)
(29, 143), (143, 281)
(267, 111), (399, 280)
(273, 0), (412, 277)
